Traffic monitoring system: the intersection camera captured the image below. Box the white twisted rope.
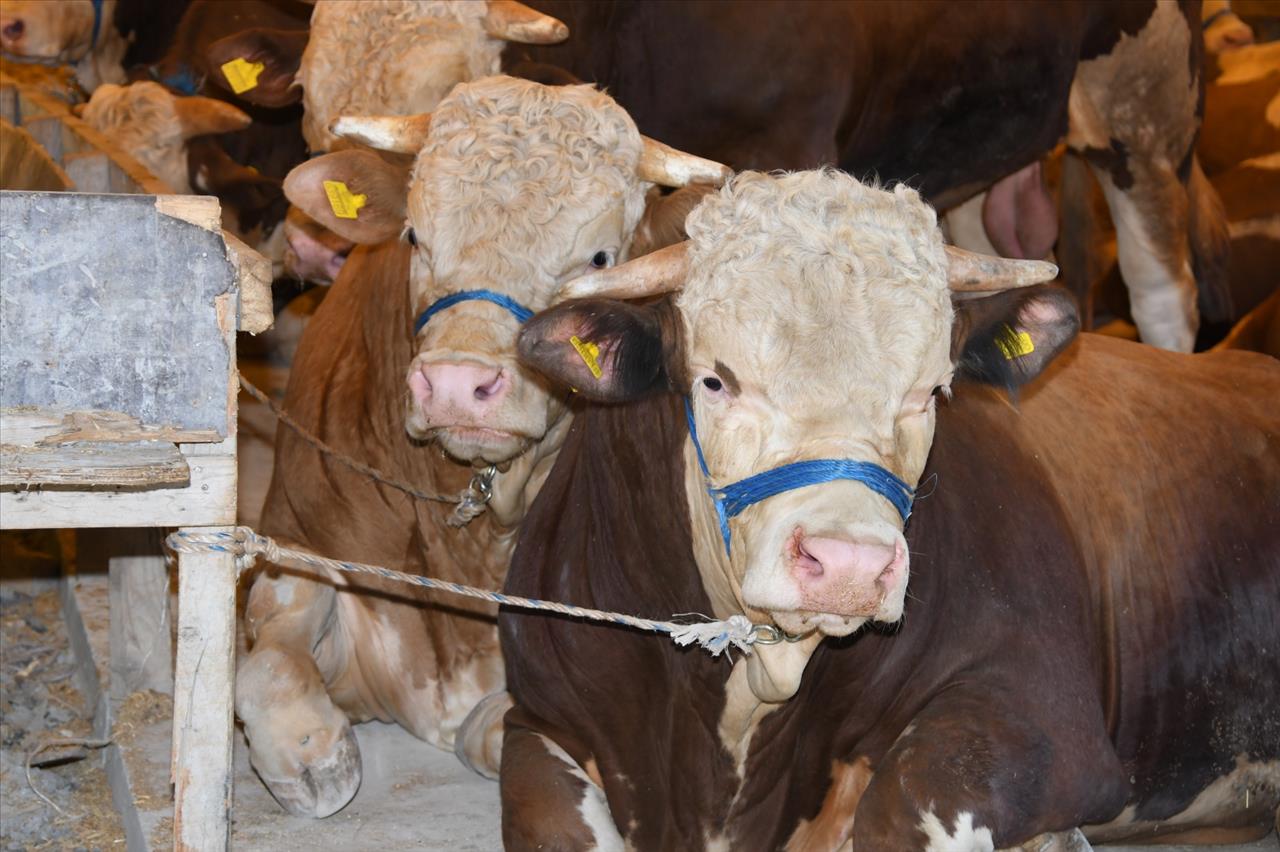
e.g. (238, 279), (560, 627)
(165, 527), (765, 657)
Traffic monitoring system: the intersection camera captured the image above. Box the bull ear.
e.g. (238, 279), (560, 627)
(629, 184), (716, 258)
(283, 149), (408, 245)
(173, 96), (252, 139)
(206, 28), (308, 107)
(519, 299), (678, 402)
(952, 285), (1080, 388)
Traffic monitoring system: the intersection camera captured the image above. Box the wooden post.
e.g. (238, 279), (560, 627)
(171, 525), (237, 852)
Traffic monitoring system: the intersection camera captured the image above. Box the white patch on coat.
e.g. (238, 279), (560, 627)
(919, 810), (995, 852)
(535, 733), (625, 851)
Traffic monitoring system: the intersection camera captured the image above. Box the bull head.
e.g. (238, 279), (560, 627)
(282, 76), (730, 473)
(518, 171), (1079, 667)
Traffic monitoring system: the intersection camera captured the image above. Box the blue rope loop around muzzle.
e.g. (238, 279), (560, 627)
(684, 398), (914, 555)
(413, 289), (535, 336)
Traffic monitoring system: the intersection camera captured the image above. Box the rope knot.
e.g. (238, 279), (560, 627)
(669, 613), (758, 656)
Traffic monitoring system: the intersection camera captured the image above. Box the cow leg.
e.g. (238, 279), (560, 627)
(849, 691), (1126, 851)
(1009, 828), (1093, 852)
(1085, 164), (1200, 351)
(455, 689), (512, 779)
(235, 565), (361, 818)
(501, 715), (623, 851)
(1067, 0), (1230, 351)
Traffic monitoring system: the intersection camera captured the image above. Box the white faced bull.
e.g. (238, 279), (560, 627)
(521, 170), (1079, 651)
(283, 75), (729, 467)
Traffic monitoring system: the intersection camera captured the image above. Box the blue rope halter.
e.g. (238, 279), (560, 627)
(413, 290), (534, 336)
(89, 0), (105, 50)
(684, 399), (914, 555)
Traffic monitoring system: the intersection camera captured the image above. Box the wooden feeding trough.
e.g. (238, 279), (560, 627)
(1, 73), (271, 851)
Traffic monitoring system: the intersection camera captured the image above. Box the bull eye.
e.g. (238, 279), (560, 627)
(702, 376), (723, 392)
(404, 227), (418, 248)
(590, 250), (614, 269)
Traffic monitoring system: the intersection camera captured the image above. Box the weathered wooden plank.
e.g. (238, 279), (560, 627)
(0, 120), (73, 192)
(171, 526), (236, 851)
(62, 150), (113, 192)
(0, 192), (233, 436)
(22, 114), (62, 162)
(0, 440), (189, 489)
(223, 231), (273, 334)
(0, 406), (221, 447)
(109, 549), (173, 699)
(0, 444), (236, 528)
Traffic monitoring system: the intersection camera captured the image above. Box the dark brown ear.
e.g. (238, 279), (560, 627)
(283, 150), (408, 245)
(518, 298), (680, 402)
(630, 184), (717, 258)
(206, 28), (309, 107)
(952, 285), (1080, 389)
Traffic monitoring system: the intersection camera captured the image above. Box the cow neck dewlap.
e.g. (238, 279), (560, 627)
(683, 436), (822, 704)
(485, 413), (574, 528)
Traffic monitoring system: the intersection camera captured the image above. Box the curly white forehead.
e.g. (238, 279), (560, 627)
(682, 170), (949, 304)
(416, 75), (643, 186)
(407, 76), (649, 260)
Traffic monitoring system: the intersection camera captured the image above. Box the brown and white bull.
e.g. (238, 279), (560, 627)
(237, 74), (727, 817)
(501, 170), (1280, 849)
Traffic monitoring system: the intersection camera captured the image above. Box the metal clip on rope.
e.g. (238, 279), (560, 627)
(449, 465), (498, 527)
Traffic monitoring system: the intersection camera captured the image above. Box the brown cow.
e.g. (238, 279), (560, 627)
(236, 75), (728, 817)
(501, 170), (1280, 849)
(510, 0), (1227, 352)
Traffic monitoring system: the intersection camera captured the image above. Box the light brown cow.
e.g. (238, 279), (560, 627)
(78, 81), (252, 193)
(297, 0), (566, 152)
(207, 0), (569, 284)
(237, 74), (727, 817)
(0, 0), (126, 92)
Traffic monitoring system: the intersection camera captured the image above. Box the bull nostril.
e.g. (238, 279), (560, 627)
(2, 19), (24, 41)
(473, 371), (504, 402)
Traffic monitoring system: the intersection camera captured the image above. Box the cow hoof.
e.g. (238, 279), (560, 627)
(252, 722), (362, 818)
(454, 690), (512, 779)
(1013, 828), (1092, 852)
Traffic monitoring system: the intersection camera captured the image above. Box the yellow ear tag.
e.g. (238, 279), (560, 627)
(996, 325), (1035, 360)
(221, 57), (266, 94)
(569, 335), (603, 379)
(322, 180), (367, 220)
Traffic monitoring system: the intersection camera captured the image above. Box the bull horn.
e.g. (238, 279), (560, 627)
(483, 1), (569, 44)
(560, 241), (691, 300)
(329, 114), (433, 155)
(638, 137), (733, 188)
(945, 245), (1059, 291)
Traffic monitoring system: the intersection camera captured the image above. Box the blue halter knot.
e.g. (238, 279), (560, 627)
(413, 290), (534, 335)
(684, 399), (914, 555)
